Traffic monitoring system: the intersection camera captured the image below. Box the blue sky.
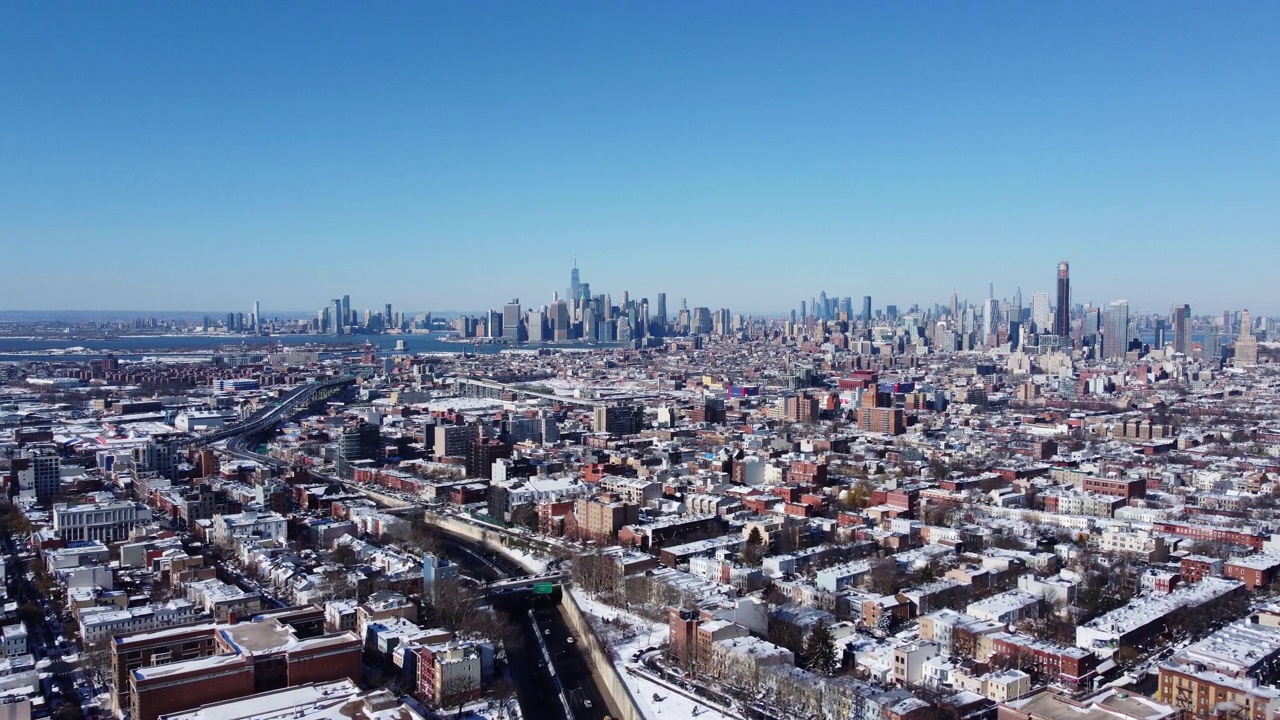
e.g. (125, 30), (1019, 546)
(1, 2), (1277, 317)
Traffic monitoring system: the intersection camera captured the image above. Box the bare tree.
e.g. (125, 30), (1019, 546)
(489, 677), (517, 719)
(570, 549), (617, 597)
(426, 578), (479, 632)
(321, 567), (359, 600)
(331, 542), (359, 568)
(509, 504), (538, 531)
(865, 556), (906, 596)
(440, 672), (482, 718)
(81, 637), (114, 690)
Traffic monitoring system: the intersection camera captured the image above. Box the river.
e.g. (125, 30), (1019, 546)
(0, 333), (614, 362)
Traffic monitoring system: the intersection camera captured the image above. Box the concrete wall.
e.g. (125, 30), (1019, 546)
(422, 510), (561, 573)
(560, 590), (645, 720)
(422, 511), (645, 720)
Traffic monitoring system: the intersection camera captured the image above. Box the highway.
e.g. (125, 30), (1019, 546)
(179, 375), (354, 449)
(443, 534), (613, 720)
(210, 389), (616, 720)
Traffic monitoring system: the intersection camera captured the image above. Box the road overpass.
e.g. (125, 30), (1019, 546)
(177, 375), (354, 449)
(485, 570), (571, 594)
(448, 377), (607, 408)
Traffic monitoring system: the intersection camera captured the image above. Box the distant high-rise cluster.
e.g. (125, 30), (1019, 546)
(451, 261), (733, 347)
(308, 293), (416, 336)
(196, 258), (1262, 368)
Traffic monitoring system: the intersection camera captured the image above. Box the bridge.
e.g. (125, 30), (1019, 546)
(486, 570), (571, 594)
(177, 375), (355, 449)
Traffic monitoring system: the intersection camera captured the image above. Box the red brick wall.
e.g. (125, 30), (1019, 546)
(287, 644), (363, 686)
(132, 662), (255, 720)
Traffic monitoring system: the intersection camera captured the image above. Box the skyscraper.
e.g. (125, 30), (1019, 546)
(654, 293), (667, 336)
(1054, 261), (1070, 336)
(862, 296), (872, 324)
(1083, 306), (1102, 350)
(692, 307), (713, 335)
(503, 299), (522, 340)
(1235, 309), (1259, 365)
(527, 308), (546, 343)
(341, 295), (351, 326)
(551, 300), (570, 342)
(332, 299), (344, 335)
(982, 298), (998, 340)
(1172, 304), (1192, 356)
(568, 261), (580, 306)
(1203, 323), (1222, 362)
(1104, 300), (1130, 360)
(1030, 292), (1051, 334)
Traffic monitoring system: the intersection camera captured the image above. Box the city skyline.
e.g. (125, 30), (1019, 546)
(3, 4), (1279, 313)
(8, 4), (1280, 720)
(0, 256), (1276, 322)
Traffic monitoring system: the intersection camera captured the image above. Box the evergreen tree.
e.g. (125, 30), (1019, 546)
(742, 526), (765, 566)
(802, 620), (838, 676)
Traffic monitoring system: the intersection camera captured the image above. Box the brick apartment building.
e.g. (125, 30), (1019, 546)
(1081, 475), (1146, 500)
(567, 495), (639, 544)
(1153, 522), (1267, 551)
(989, 632), (1099, 688)
(113, 607), (359, 720)
(1223, 554), (1280, 590)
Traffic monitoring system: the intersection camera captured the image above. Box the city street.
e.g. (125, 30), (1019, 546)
(3, 523), (87, 719)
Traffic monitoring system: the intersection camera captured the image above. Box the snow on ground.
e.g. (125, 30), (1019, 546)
(570, 589), (741, 720)
(570, 589), (668, 657)
(625, 667), (739, 720)
(497, 544), (552, 573)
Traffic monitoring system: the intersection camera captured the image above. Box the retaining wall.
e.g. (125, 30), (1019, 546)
(423, 511), (647, 720)
(560, 590), (646, 720)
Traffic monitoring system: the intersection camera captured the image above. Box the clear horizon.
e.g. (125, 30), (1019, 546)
(2, 3), (1278, 315)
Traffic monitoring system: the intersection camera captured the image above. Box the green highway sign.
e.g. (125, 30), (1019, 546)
(532, 582), (555, 595)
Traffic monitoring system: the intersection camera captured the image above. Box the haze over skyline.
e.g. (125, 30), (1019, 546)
(2, 2), (1278, 315)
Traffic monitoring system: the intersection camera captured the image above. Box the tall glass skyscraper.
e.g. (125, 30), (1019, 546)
(1172, 304), (1192, 356)
(1105, 300), (1130, 359)
(1031, 292), (1051, 333)
(1054, 261), (1070, 336)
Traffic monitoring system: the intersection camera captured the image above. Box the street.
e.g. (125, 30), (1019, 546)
(3, 524), (90, 719)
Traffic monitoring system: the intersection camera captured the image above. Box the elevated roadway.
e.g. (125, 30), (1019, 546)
(177, 375), (355, 449)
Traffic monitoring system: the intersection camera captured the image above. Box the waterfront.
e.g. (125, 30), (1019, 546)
(0, 333), (616, 362)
